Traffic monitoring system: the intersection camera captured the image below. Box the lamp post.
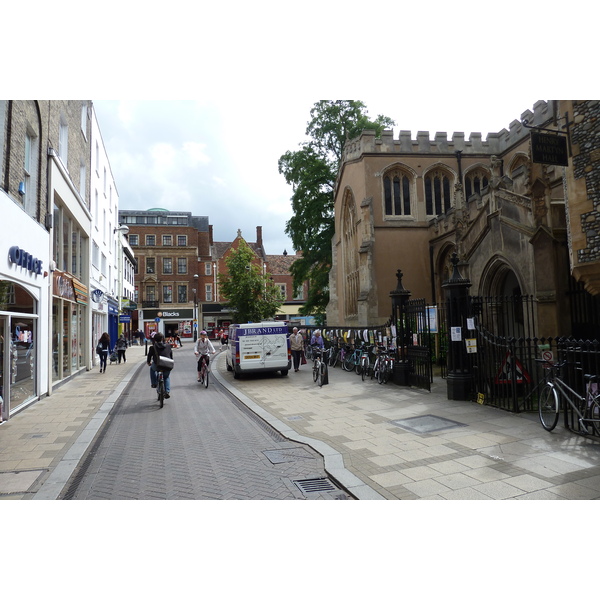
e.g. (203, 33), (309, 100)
(193, 273), (199, 341)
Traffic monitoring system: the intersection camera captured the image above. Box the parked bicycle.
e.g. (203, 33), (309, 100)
(537, 359), (600, 435)
(370, 344), (394, 384)
(343, 342), (366, 374)
(312, 346), (329, 387)
(360, 344), (376, 381)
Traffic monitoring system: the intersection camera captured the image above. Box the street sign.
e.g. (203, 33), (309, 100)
(541, 350), (554, 364)
(155, 317), (160, 323)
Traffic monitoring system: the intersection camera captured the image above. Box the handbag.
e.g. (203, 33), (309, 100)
(301, 351), (307, 365)
(157, 355), (174, 370)
(96, 344), (103, 355)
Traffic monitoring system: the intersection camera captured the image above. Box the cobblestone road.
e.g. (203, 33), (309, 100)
(62, 349), (350, 500)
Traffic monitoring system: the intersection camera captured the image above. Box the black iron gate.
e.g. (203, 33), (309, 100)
(403, 298), (432, 391)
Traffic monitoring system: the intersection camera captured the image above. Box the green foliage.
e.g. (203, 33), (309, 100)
(218, 240), (284, 323)
(279, 100), (395, 316)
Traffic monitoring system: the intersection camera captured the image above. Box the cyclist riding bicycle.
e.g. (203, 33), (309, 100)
(194, 330), (216, 382)
(147, 332), (174, 398)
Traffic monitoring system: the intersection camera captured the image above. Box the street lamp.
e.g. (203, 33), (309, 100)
(193, 273), (199, 341)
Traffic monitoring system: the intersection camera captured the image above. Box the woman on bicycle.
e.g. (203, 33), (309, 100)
(194, 330), (216, 382)
(147, 332), (174, 398)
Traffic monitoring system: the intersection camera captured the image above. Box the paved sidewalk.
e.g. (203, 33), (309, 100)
(0, 343), (148, 500)
(212, 353), (600, 500)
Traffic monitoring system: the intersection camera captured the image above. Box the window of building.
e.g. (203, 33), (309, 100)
(163, 257), (173, 274)
(81, 103), (87, 138)
(129, 234), (138, 246)
(103, 167), (107, 195)
(425, 168), (453, 216)
(464, 168), (490, 200)
(342, 189), (359, 318)
(23, 130), (39, 218)
(205, 284), (212, 302)
(146, 235), (156, 246)
(177, 235), (187, 246)
(146, 286), (155, 301)
(95, 141), (99, 173)
(163, 285), (173, 303)
(79, 161), (86, 199)
(177, 258), (187, 274)
(162, 235), (172, 246)
(293, 286), (304, 301)
(146, 257), (155, 274)
(276, 283), (286, 299)
(205, 262), (212, 276)
(178, 285), (187, 303)
(59, 116), (68, 167)
(383, 170), (412, 217)
(92, 241), (99, 268)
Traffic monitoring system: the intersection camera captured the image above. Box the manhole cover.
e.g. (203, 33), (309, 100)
(293, 477), (338, 494)
(391, 414), (466, 434)
(263, 448), (314, 464)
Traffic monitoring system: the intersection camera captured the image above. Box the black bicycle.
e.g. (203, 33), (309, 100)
(312, 346), (329, 387)
(537, 359), (600, 434)
(156, 369), (166, 408)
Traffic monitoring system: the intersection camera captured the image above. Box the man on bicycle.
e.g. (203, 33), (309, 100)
(194, 330), (216, 382)
(147, 332), (174, 398)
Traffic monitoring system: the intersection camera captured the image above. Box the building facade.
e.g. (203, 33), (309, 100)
(1, 100), (92, 421)
(327, 100), (600, 340)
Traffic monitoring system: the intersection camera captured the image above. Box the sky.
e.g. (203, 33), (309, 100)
(92, 95), (544, 256)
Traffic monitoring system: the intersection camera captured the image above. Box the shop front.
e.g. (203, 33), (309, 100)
(141, 308), (194, 342)
(51, 270), (88, 383)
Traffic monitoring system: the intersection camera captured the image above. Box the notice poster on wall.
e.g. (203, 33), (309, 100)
(451, 327), (462, 341)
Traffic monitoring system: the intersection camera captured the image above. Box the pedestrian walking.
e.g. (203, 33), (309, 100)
(96, 332), (111, 373)
(289, 327), (304, 372)
(116, 334), (128, 363)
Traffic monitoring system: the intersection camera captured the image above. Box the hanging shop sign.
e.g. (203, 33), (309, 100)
(530, 132), (569, 166)
(53, 271), (75, 301)
(72, 279), (89, 305)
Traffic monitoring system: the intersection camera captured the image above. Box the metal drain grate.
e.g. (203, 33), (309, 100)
(293, 477), (338, 494)
(391, 414), (466, 434)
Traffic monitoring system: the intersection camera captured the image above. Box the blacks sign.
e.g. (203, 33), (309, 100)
(530, 132), (569, 166)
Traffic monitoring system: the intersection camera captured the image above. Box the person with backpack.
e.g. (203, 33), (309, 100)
(147, 332), (174, 398)
(116, 334), (128, 363)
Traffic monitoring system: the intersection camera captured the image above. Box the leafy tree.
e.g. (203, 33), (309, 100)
(279, 100), (395, 318)
(218, 239), (284, 323)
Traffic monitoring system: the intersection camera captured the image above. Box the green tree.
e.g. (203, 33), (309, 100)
(218, 239), (284, 323)
(279, 100), (395, 318)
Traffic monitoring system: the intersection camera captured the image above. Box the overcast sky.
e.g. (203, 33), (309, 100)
(93, 95), (543, 256)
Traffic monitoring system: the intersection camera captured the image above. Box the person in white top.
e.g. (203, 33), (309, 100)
(194, 330), (216, 382)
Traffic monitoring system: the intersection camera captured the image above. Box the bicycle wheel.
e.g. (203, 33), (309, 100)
(539, 384), (559, 431)
(587, 393), (600, 436)
(203, 367), (209, 388)
(381, 361), (390, 384)
(157, 378), (165, 409)
(305, 345), (313, 361)
(362, 358), (369, 381)
(313, 360), (320, 382)
(343, 353), (355, 372)
(377, 362), (386, 384)
(318, 361), (326, 387)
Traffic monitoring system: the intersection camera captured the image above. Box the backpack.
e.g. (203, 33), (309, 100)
(154, 344), (174, 370)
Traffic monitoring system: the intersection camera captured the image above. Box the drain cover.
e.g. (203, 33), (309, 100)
(391, 414), (466, 434)
(263, 448), (314, 464)
(293, 477), (338, 494)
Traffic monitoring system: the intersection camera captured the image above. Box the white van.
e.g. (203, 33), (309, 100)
(225, 322), (291, 378)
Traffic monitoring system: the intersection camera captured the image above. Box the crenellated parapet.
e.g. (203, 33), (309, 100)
(342, 100), (554, 162)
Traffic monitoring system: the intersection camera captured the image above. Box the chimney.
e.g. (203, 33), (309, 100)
(256, 226), (263, 247)
(209, 224), (213, 245)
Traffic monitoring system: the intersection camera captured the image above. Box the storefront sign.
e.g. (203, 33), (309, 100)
(144, 308), (194, 320)
(8, 245), (43, 275)
(72, 279), (89, 305)
(53, 271), (75, 301)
